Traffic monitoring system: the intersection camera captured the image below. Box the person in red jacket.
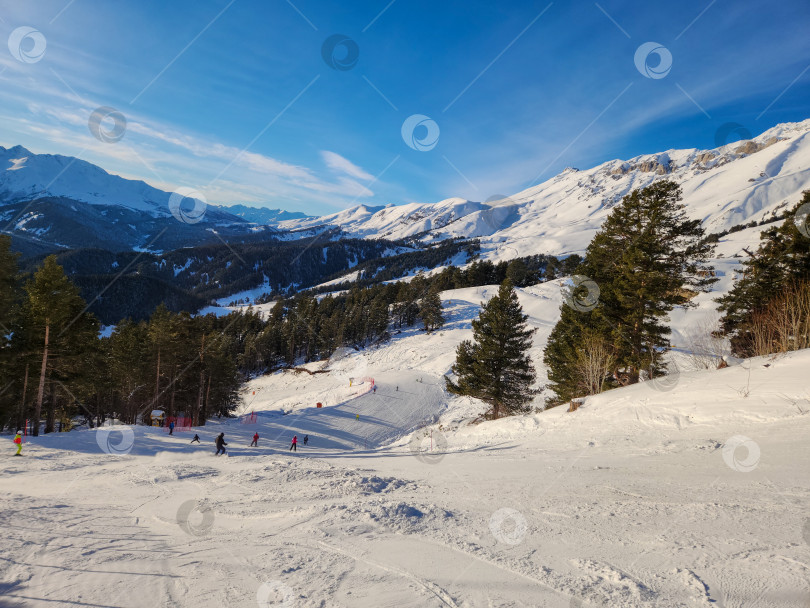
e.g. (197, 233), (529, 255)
(250, 432), (259, 447)
(289, 435), (297, 452)
(13, 431), (22, 456)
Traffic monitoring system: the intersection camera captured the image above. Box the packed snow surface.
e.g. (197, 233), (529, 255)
(2, 278), (809, 607)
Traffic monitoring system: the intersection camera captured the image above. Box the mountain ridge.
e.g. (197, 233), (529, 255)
(278, 119), (810, 259)
(3, 118), (809, 259)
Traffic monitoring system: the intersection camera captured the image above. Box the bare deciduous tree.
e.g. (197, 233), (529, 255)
(747, 281), (810, 356)
(574, 331), (616, 396)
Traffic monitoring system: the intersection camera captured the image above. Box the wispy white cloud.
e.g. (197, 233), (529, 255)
(320, 150), (374, 181)
(0, 79), (380, 210)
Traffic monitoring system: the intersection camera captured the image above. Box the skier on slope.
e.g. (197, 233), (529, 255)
(13, 431), (22, 456)
(303, 435), (309, 446)
(190, 434), (201, 444)
(250, 432), (259, 447)
(215, 433), (227, 456)
(289, 435), (298, 452)
(168, 421), (175, 435)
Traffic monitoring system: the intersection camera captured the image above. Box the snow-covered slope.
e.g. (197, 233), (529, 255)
(279, 119), (810, 259)
(0, 145), (181, 215)
(0, 146), (273, 254)
(6, 339), (808, 607)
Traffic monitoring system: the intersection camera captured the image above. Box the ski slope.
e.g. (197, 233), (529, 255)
(2, 347), (808, 607)
(3, 244), (810, 606)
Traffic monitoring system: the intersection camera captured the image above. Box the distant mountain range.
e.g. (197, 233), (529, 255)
(225, 204), (310, 225)
(3, 119), (809, 265)
(277, 119), (810, 260)
(0, 146), (308, 256)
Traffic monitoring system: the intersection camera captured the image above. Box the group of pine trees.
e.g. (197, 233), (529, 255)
(542, 180), (717, 404)
(0, 238), (452, 434)
(0, 237), (245, 435)
(717, 190), (810, 356)
(448, 181), (721, 415)
(537, 182), (809, 408)
(450, 180), (804, 416)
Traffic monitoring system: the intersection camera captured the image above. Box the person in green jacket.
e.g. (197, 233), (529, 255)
(13, 431), (22, 456)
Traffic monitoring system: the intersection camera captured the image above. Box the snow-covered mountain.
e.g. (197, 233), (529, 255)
(0, 145), (268, 254)
(4, 119), (809, 259)
(0, 145), (180, 215)
(279, 119), (810, 260)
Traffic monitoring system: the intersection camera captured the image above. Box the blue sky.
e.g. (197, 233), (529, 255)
(1, 0), (809, 216)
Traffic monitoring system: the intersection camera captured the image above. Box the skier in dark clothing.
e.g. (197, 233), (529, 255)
(289, 435), (298, 452)
(250, 432), (259, 447)
(303, 435), (309, 446)
(215, 433), (227, 455)
(190, 434), (200, 443)
(169, 421), (175, 435)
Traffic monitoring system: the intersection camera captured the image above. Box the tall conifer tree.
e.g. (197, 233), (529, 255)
(544, 181), (715, 403)
(447, 280), (536, 418)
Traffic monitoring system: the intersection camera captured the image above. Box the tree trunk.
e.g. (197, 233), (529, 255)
(196, 372), (204, 427)
(45, 381), (56, 434)
(195, 335), (205, 426)
(169, 365), (176, 421)
(201, 375), (211, 426)
(33, 322), (50, 437)
(17, 363), (29, 432)
(154, 348), (161, 409)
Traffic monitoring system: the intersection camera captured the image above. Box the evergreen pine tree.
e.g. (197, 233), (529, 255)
(506, 259), (530, 287)
(0, 235), (21, 426)
(24, 256), (98, 435)
(544, 181), (715, 404)
(718, 190), (810, 355)
(446, 279), (536, 418)
(419, 286), (445, 332)
(0, 235), (19, 341)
